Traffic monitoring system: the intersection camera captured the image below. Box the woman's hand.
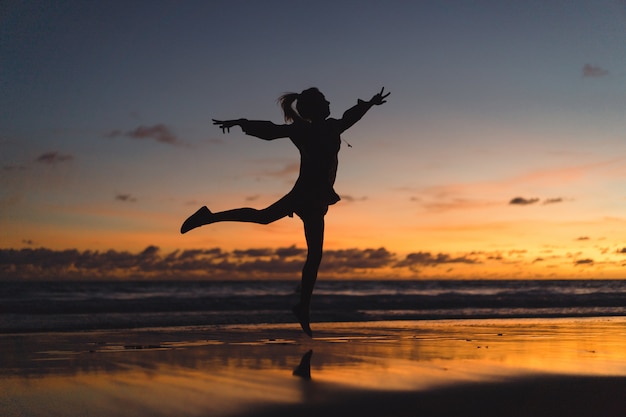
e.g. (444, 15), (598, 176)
(212, 119), (247, 133)
(369, 87), (390, 106)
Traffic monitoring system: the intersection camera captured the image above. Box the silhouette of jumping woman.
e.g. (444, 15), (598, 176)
(181, 87), (390, 337)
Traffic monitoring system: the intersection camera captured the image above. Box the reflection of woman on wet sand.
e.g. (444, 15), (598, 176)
(181, 87), (390, 336)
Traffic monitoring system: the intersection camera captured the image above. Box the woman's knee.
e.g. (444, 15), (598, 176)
(306, 248), (323, 265)
(256, 208), (283, 224)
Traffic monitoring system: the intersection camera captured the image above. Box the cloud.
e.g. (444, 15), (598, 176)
(0, 246), (399, 280)
(508, 196), (565, 206)
(575, 236), (590, 241)
(35, 151), (74, 164)
(107, 124), (184, 146)
(543, 197), (564, 205)
(322, 247), (396, 272)
(233, 248), (275, 258)
(395, 252), (478, 270)
(115, 193), (137, 203)
(574, 258), (594, 265)
(509, 197), (539, 205)
(275, 245), (307, 258)
(582, 64), (609, 78)
(617, 248), (626, 254)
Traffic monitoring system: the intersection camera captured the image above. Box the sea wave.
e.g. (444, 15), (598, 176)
(1, 280), (625, 332)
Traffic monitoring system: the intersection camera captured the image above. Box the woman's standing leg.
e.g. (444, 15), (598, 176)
(293, 210), (325, 337)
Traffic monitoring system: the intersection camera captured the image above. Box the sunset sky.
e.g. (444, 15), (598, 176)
(2, 0), (626, 280)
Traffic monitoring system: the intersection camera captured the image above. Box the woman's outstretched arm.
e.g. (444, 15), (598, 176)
(337, 87), (390, 133)
(212, 119), (292, 140)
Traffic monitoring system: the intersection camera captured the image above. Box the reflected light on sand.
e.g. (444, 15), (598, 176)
(308, 318), (626, 391)
(2, 318), (626, 417)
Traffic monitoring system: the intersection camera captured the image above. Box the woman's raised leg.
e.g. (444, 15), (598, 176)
(180, 195), (293, 234)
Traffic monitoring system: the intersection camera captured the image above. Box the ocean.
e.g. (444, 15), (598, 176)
(2, 280), (626, 333)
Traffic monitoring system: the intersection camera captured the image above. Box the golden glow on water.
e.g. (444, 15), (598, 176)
(2, 318), (626, 417)
(308, 318), (626, 390)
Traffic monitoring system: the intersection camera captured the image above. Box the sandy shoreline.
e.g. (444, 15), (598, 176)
(2, 317), (626, 416)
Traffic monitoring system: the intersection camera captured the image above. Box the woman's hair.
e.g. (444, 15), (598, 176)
(278, 88), (322, 123)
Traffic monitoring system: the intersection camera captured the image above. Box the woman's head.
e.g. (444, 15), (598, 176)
(279, 88), (330, 123)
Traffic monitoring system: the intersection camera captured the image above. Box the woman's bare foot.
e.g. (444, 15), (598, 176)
(292, 303), (312, 337)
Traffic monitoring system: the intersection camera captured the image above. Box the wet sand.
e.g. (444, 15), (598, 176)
(2, 317), (626, 417)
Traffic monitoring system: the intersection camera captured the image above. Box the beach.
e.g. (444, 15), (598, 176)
(2, 317), (626, 417)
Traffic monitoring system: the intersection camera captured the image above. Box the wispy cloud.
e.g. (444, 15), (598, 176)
(509, 196), (565, 206)
(115, 193), (137, 203)
(582, 64), (609, 78)
(403, 159), (619, 214)
(35, 151), (74, 164)
(107, 124), (185, 146)
(543, 197), (564, 205)
(509, 197), (539, 205)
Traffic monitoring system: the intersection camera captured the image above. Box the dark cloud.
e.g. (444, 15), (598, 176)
(574, 258), (594, 265)
(177, 248), (223, 260)
(322, 247), (396, 272)
(617, 248), (626, 254)
(543, 198), (564, 205)
(510, 197), (566, 206)
(509, 197), (539, 205)
(0, 246), (400, 280)
(141, 245), (159, 257)
(233, 248), (275, 258)
(275, 245), (307, 258)
(107, 124), (184, 146)
(582, 64), (609, 78)
(35, 151), (74, 164)
(115, 193), (137, 203)
(395, 252), (478, 270)
(576, 236), (590, 241)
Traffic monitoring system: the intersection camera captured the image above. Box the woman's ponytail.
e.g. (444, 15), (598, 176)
(278, 92), (301, 123)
